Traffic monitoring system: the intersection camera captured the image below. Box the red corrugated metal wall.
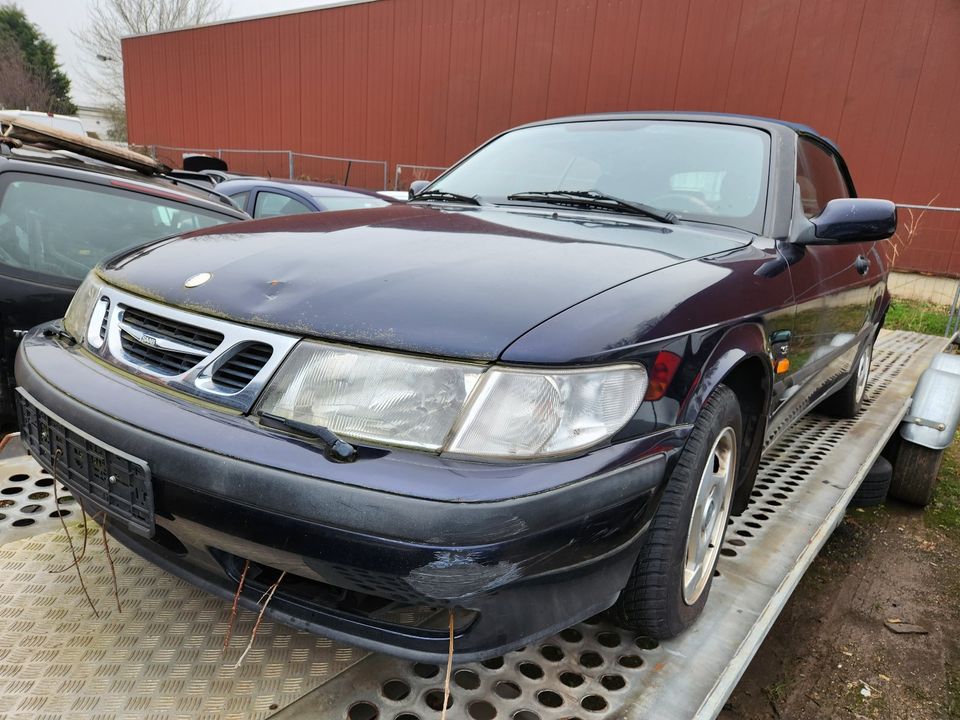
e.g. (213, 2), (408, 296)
(123, 0), (960, 275)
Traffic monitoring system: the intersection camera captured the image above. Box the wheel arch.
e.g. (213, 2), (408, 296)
(681, 323), (773, 515)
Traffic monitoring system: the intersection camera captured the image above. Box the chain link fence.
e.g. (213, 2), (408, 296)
(151, 145), (444, 193)
(294, 153), (388, 190)
(150, 146), (388, 189)
(886, 204), (960, 338)
(218, 149), (291, 179)
(393, 163), (447, 191)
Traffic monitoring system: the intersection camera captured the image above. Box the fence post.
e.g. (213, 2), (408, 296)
(288, 151), (294, 179)
(394, 165), (402, 191)
(383, 162), (388, 191)
(217, 149), (222, 159)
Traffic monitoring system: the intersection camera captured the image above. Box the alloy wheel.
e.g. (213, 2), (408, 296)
(683, 426), (737, 605)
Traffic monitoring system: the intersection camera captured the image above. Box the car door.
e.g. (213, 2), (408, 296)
(0, 173), (82, 423)
(0, 171), (237, 426)
(774, 137), (882, 422)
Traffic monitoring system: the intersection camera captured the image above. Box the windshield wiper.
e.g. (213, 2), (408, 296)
(507, 189), (677, 224)
(259, 412), (357, 463)
(410, 189), (482, 205)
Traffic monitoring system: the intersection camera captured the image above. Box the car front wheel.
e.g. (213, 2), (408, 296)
(611, 384), (741, 638)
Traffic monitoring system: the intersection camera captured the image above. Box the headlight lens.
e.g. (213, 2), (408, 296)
(62, 272), (103, 343)
(259, 340), (647, 459)
(447, 366), (647, 458)
(257, 342), (483, 451)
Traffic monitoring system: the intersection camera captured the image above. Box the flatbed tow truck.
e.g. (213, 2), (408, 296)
(0, 329), (952, 720)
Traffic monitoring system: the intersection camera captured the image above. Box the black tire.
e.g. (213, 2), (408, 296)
(849, 456), (892, 508)
(610, 384), (741, 639)
(820, 341), (873, 419)
(889, 440), (943, 506)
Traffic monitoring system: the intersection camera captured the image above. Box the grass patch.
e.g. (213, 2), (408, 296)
(764, 677), (789, 706)
(884, 299), (950, 336)
(929, 432), (960, 542)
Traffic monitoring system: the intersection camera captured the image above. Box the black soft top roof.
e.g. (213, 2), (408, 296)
(516, 111), (840, 154)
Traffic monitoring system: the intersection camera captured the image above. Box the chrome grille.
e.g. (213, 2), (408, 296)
(211, 343), (274, 392)
(119, 328), (202, 376)
(87, 285), (300, 412)
(117, 305), (224, 377)
(98, 298), (110, 341)
(121, 306), (224, 353)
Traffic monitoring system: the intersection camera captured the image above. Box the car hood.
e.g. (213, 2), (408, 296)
(100, 204), (749, 360)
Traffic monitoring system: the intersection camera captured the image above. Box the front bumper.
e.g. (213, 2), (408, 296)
(16, 326), (683, 661)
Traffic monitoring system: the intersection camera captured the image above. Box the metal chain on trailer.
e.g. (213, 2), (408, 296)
(0, 330), (948, 720)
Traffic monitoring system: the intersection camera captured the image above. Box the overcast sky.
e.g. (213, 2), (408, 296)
(21, 0), (345, 106)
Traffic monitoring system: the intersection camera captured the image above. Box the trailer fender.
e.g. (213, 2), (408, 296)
(900, 353), (960, 451)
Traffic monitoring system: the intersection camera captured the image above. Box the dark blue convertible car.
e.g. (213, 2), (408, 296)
(15, 112), (895, 661)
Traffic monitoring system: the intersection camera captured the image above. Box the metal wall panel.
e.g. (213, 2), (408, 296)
(122, 0), (960, 274)
(475, 0), (519, 143)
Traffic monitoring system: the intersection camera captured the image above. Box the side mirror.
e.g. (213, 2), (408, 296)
(799, 198), (897, 244)
(408, 180), (430, 200)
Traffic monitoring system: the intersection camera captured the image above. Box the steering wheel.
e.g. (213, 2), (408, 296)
(650, 193), (718, 215)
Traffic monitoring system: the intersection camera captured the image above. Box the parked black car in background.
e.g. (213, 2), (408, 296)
(15, 113), (895, 661)
(0, 132), (248, 426)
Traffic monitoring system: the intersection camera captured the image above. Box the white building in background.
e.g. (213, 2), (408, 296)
(75, 105), (114, 138)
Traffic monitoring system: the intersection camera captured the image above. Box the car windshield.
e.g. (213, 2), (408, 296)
(428, 120), (770, 233)
(0, 175), (234, 281)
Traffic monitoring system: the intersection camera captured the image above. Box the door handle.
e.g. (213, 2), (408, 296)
(855, 255), (870, 275)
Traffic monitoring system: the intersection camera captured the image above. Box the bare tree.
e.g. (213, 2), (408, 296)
(75, 0), (225, 140)
(0, 35), (56, 111)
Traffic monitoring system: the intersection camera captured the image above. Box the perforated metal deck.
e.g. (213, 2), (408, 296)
(0, 330), (948, 720)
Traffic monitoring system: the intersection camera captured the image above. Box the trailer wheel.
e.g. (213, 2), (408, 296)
(611, 384), (741, 639)
(889, 440), (943, 507)
(849, 456), (892, 508)
(821, 341), (873, 418)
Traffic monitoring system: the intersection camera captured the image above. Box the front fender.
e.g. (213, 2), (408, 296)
(681, 322), (773, 426)
(681, 323), (773, 515)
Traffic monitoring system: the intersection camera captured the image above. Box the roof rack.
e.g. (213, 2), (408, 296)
(0, 114), (169, 175)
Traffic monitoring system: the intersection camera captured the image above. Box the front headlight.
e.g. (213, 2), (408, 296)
(258, 340), (647, 459)
(257, 342), (483, 451)
(447, 365), (647, 458)
(62, 272), (103, 343)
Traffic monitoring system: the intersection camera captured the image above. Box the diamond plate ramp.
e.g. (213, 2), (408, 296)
(0, 526), (366, 719)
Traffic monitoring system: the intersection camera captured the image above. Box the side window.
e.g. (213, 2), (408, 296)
(228, 191), (249, 212)
(797, 138), (851, 218)
(254, 191), (313, 219)
(0, 174), (231, 282)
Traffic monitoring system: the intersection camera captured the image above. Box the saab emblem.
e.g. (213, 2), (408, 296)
(184, 272), (212, 288)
